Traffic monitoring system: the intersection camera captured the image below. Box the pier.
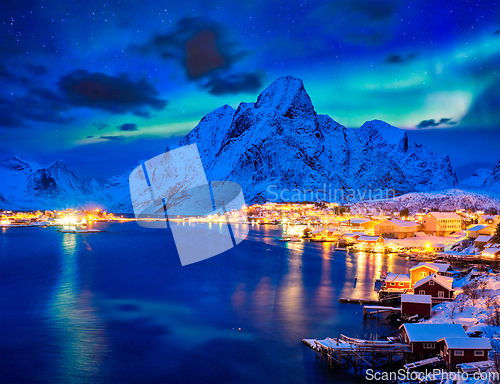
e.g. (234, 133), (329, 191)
(362, 305), (401, 319)
(302, 335), (411, 370)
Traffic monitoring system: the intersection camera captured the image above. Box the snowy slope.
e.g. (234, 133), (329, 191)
(482, 159), (500, 192)
(462, 169), (492, 188)
(350, 189), (500, 216)
(0, 156), (100, 210)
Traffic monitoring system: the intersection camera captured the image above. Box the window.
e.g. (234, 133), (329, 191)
(423, 343), (436, 349)
(438, 291), (445, 298)
(391, 282), (395, 286)
(419, 290), (425, 295)
(429, 281), (435, 285)
(474, 350), (484, 357)
(421, 272), (427, 277)
(399, 283), (405, 286)
(454, 350), (464, 356)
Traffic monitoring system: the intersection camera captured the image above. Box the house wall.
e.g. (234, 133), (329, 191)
(386, 281), (411, 290)
(414, 281), (452, 300)
(422, 214), (461, 236)
(410, 266), (438, 286)
(445, 349), (490, 366)
(412, 341), (440, 355)
(401, 302), (431, 317)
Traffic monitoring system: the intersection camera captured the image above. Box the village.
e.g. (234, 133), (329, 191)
(302, 259), (500, 381)
(0, 208), (127, 228)
(247, 202), (500, 262)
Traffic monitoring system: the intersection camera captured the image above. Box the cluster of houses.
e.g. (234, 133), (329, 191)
(0, 208), (119, 226)
(382, 264), (494, 368)
(400, 323), (491, 367)
(382, 262), (455, 303)
(278, 211), (500, 258)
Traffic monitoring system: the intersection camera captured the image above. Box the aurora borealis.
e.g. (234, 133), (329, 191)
(1, 0), (500, 181)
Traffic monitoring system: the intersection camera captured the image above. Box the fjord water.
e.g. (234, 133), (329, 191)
(0, 223), (413, 383)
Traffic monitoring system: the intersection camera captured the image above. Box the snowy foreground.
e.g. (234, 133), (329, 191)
(408, 272), (500, 383)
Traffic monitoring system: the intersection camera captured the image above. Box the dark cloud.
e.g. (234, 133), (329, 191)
(203, 73), (263, 96)
(0, 69), (167, 129)
(100, 135), (124, 140)
(92, 122), (109, 130)
(86, 135), (94, 138)
(118, 123), (138, 131)
(494, 29), (500, 35)
(134, 17), (244, 79)
(0, 87), (75, 128)
(385, 52), (418, 64)
(417, 118), (454, 129)
(133, 17), (262, 95)
(57, 70), (167, 114)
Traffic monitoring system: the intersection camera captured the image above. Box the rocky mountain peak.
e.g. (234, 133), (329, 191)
(255, 75), (315, 119)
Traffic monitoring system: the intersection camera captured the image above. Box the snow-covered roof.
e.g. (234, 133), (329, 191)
(341, 218), (372, 224)
(386, 273), (411, 283)
(413, 273), (453, 290)
(381, 219), (419, 228)
(466, 224), (491, 232)
(482, 247), (500, 256)
(401, 294), (432, 304)
(428, 212), (461, 220)
(475, 235), (493, 243)
(358, 235), (384, 242)
(440, 337), (491, 350)
(410, 262), (452, 273)
(401, 323), (466, 342)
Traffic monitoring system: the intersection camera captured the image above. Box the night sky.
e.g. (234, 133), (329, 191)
(1, 0), (500, 182)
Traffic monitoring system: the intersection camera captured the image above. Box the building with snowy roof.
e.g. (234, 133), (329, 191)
(374, 219), (419, 239)
(422, 212), (462, 236)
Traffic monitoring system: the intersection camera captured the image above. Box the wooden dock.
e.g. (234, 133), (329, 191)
(363, 305), (401, 319)
(302, 334), (411, 370)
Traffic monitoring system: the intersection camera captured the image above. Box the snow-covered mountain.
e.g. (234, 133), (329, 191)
(461, 169), (492, 188)
(179, 76), (458, 202)
(0, 156), (100, 210)
(2, 76), (497, 212)
(482, 159), (500, 192)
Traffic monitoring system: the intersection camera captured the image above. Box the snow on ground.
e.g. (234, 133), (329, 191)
(425, 273), (500, 339)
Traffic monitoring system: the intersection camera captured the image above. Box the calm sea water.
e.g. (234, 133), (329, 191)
(0, 222), (415, 384)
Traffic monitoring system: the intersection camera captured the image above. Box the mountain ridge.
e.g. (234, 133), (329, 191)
(1, 76), (498, 211)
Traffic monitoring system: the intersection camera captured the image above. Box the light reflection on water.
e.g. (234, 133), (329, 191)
(0, 222), (416, 384)
(47, 233), (109, 382)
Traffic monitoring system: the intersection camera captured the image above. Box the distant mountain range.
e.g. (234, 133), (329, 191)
(1, 76), (499, 212)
